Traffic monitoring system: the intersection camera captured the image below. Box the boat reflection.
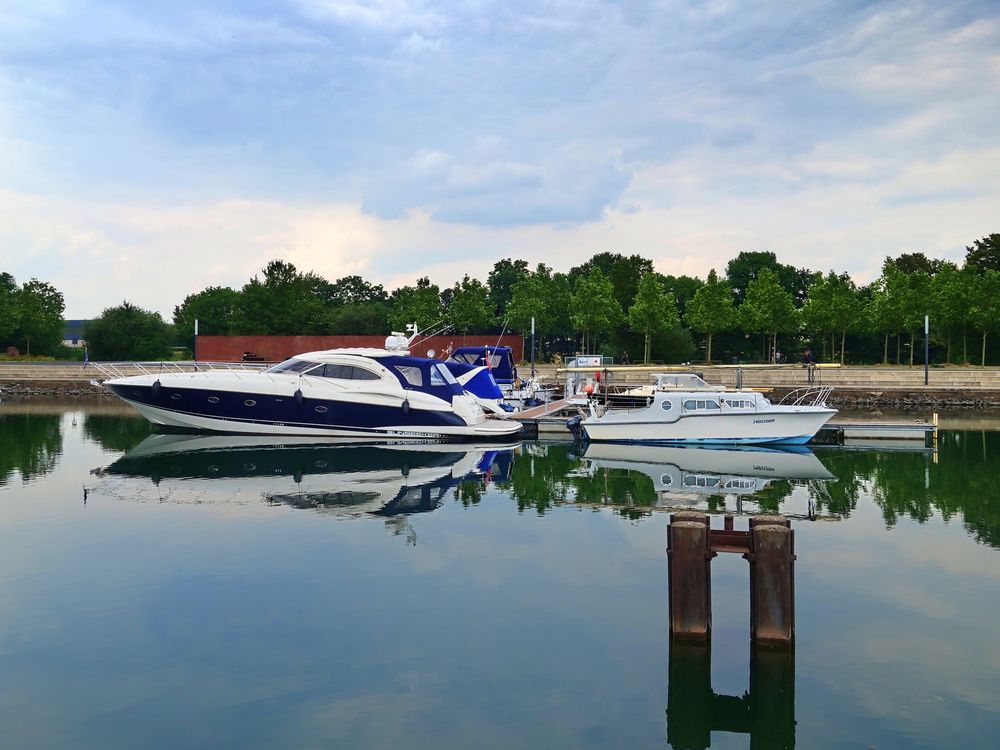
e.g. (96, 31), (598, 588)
(98, 434), (515, 518)
(581, 443), (835, 513)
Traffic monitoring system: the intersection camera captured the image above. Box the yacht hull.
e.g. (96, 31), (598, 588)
(109, 383), (521, 440)
(582, 409), (836, 445)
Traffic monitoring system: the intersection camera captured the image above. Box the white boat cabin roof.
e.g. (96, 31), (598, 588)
(650, 373), (724, 391)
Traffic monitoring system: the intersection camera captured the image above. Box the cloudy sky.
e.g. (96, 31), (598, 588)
(1, 0), (998, 317)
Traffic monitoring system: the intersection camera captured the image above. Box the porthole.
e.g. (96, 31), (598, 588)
(315, 405), (328, 413)
(244, 399), (256, 407)
(660, 474), (673, 486)
(170, 393), (181, 400)
(207, 396), (220, 404)
(660, 400), (673, 411)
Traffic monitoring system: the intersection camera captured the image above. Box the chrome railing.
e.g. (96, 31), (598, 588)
(776, 386), (833, 407)
(88, 361), (269, 382)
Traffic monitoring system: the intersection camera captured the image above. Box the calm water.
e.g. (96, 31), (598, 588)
(1, 400), (999, 749)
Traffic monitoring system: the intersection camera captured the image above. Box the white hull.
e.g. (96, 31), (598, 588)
(583, 408), (836, 445)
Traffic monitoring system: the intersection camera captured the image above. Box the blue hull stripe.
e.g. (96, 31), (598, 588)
(109, 384), (467, 433)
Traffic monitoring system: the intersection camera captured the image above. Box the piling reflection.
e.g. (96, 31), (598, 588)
(96, 434), (514, 521)
(667, 641), (795, 750)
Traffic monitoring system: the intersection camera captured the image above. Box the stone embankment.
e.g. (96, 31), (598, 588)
(4, 362), (1000, 408)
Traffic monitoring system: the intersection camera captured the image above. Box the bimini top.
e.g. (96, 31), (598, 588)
(447, 346), (516, 384)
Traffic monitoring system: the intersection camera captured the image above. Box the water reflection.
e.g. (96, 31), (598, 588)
(667, 641), (795, 749)
(583, 444), (835, 514)
(0, 412), (62, 485)
(82, 412), (151, 452)
(97, 434), (514, 521)
(810, 430), (1000, 547)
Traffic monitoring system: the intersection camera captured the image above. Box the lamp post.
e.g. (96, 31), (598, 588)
(924, 315), (929, 386)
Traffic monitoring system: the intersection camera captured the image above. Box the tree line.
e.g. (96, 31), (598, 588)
(0, 273), (65, 357)
(4, 233), (999, 364)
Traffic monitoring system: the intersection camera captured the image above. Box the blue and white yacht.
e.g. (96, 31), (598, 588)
(98, 335), (523, 440)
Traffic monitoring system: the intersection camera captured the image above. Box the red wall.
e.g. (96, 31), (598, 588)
(195, 334), (525, 363)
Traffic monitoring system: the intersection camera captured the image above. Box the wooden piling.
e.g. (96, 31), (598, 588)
(667, 512), (713, 640)
(747, 518), (795, 646)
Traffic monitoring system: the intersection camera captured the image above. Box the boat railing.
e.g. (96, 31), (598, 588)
(776, 386), (834, 407)
(88, 360), (270, 382)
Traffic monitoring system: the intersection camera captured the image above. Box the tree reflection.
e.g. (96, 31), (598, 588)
(82, 413), (152, 452)
(0, 413), (62, 485)
(810, 431), (1000, 548)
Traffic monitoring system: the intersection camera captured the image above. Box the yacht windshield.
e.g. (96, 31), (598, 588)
(265, 359), (319, 374)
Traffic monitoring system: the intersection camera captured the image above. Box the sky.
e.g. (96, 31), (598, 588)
(0, 0), (998, 318)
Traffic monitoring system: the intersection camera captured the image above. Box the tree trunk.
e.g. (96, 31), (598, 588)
(840, 330), (846, 365)
(946, 333), (951, 365)
(706, 332), (713, 364)
(909, 331), (915, 367)
(983, 331), (988, 368)
(26, 336), (31, 357)
(896, 334), (901, 365)
(963, 326), (968, 364)
(883, 333), (888, 365)
(644, 330), (651, 364)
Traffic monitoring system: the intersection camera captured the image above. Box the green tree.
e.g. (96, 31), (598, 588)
(507, 273), (552, 336)
(660, 274), (703, 319)
(447, 275), (494, 335)
(86, 302), (173, 360)
(173, 286), (240, 347)
(965, 234), (1000, 274)
(570, 268), (623, 353)
(969, 270), (1000, 366)
(930, 263), (971, 364)
(316, 275), (388, 307)
(569, 252), (655, 314)
(388, 277), (442, 332)
(15, 278), (65, 356)
(801, 271), (861, 364)
(725, 251), (813, 306)
(232, 260), (331, 335)
(685, 270), (737, 364)
(0, 272), (18, 343)
(898, 270), (933, 367)
(329, 302), (389, 335)
(738, 268), (798, 361)
(627, 273), (680, 363)
(487, 258), (530, 319)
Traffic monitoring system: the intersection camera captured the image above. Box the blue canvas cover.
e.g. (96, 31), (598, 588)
(442, 361), (504, 400)
(447, 346), (516, 384)
(377, 355), (466, 401)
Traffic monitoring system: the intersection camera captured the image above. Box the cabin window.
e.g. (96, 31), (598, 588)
(661, 400), (673, 412)
(435, 364), (459, 385)
(395, 365), (424, 387)
(314, 364), (380, 381)
(684, 399), (719, 411)
(705, 400), (720, 410)
(267, 359), (316, 374)
(430, 366), (446, 386)
(683, 400), (697, 410)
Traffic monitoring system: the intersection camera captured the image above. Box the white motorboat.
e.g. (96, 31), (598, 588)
(93, 334), (523, 440)
(578, 373), (836, 446)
